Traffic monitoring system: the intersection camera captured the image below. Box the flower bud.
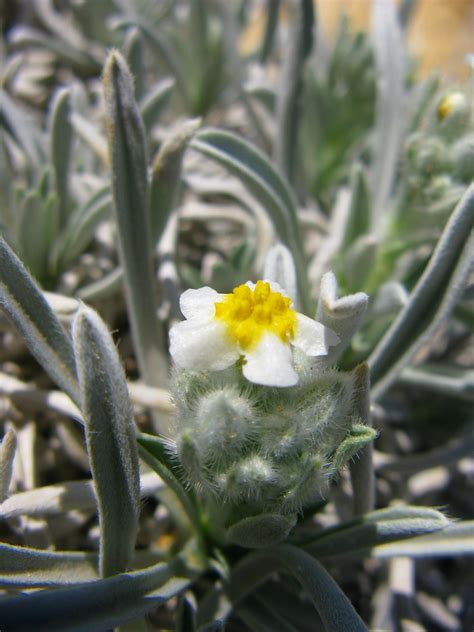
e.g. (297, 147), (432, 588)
(451, 134), (474, 183)
(436, 91), (471, 139)
(194, 387), (256, 463)
(222, 455), (276, 501)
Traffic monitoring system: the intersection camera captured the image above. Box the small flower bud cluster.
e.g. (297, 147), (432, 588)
(400, 89), (473, 227)
(173, 362), (369, 544)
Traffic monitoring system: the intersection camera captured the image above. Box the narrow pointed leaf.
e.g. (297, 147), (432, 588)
(0, 553), (203, 632)
(0, 543), (99, 586)
(274, 0), (314, 185)
(369, 185), (474, 397)
(0, 472), (162, 519)
(373, 521), (474, 558)
(0, 90), (43, 163)
(73, 306), (140, 578)
(137, 433), (198, 533)
(302, 506), (450, 559)
(341, 164), (371, 249)
(259, 0), (281, 63)
(54, 186), (111, 270)
(150, 118), (200, 244)
(103, 50), (168, 388)
(349, 364), (375, 516)
(229, 544), (367, 631)
(140, 77), (175, 131)
(0, 236), (79, 404)
(371, 0), (407, 228)
(49, 87), (73, 226)
(190, 129), (311, 312)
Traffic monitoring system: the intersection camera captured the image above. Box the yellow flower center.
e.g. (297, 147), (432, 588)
(214, 281), (297, 350)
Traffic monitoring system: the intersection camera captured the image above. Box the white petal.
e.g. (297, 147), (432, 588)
(293, 314), (340, 356)
(169, 319), (240, 370)
(179, 287), (222, 321)
(243, 334), (298, 387)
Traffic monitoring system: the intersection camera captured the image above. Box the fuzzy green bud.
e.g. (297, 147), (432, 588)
(436, 91), (471, 139)
(451, 134), (474, 183)
(194, 387), (256, 463)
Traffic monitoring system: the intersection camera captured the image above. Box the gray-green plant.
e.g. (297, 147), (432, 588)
(1, 1), (473, 630)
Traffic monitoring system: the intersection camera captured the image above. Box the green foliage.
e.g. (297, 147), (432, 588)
(0, 1), (473, 629)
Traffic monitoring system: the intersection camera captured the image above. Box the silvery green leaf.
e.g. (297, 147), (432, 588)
(342, 234), (378, 292)
(373, 521), (474, 558)
(369, 281), (408, 318)
(190, 129), (298, 239)
(49, 87), (73, 226)
(308, 188), (351, 290)
(341, 163), (371, 250)
(77, 266), (123, 302)
(226, 513), (297, 549)
(70, 112), (108, 162)
(0, 472), (162, 519)
(17, 189), (59, 282)
(73, 306), (140, 578)
(53, 186), (112, 271)
(0, 552), (203, 631)
(250, 581), (323, 631)
(111, 17), (187, 103)
(137, 433), (199, 534)
(0, 369), (82, 421)
(377, 431), (474, 474)
(190, 129), (311, 312)
(303, 506), (450, 559)
(237, 595), (300, 632)
(140, 77), (175, 131)
(398, 363), (474, 401)
(316, 271), (369, 363)
(409, 70), (439, 131)
(9, 25), (100, 73)
(263, 243), (298, 306)
(274, 0), (314, 185)
(0, 542), (99, 586)
(369, 185), (474, 398)
(0, 236), (79, 405)
(0, 429), (16, 502)
(124, 27), (145, 100)
(150, 118), (201, 245)
(0, 89), (43, 164)
(349, 364), (375, 516)
(103, 50), (168, 388)
(259, 0), (281, 63)
(229, 544), (367, 631)
(371, 0), (407, 229)
(333, 424), (377, 470)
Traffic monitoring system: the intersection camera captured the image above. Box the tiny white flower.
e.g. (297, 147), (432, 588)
(169, 280), (339, 387)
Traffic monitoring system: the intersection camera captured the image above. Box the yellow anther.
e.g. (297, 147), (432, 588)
(214, 282), (297, 350)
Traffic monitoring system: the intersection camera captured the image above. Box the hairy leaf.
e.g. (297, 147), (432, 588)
(73, 306), (140, 577)
(0, 236), (79, 404)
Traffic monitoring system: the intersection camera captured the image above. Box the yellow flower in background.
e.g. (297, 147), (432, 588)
(169, 280), (339, 387)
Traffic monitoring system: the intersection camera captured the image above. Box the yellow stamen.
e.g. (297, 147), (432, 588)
(214, 281), (297, 349)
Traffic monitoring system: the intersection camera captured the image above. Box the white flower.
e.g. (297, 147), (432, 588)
(169, 280), (339, 387)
